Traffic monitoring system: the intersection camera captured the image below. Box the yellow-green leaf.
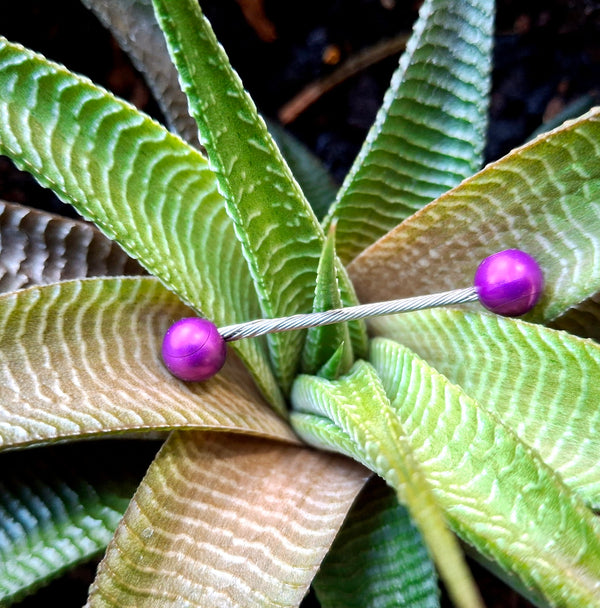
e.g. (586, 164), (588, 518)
(369, 337), (600, 608)
(373, 308), (600, 509)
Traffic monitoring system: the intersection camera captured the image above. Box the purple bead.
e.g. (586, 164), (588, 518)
(474, 249), (544, 317)
(162, 318), (227, 382)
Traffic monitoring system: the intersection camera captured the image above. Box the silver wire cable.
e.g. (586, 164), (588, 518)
(219, 286), (478, 342)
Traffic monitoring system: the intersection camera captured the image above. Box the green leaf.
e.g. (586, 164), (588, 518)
(368, 337), (600, 608)
(348, 107), (600, 326)
(313, 477), (440, 608)
(86, 431), (369, 608)
(325, 0), (493, 263)
(0, 277), (297, 449)
(0, 200), (144, 294)
(373, 308), (600, 509)
(316, 342), (350, 380)
(267, 120), (339, 221)
(150, 0), (326, 391)
(291, 362), (483, 608)
(0, 440), (155, 604)
(82, 0), (340, 221)
(301, 223), (353, 375)
(0, 36), (284, 410)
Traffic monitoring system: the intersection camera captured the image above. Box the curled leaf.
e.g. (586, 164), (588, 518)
(0, 277), (297, 449)
(349, 108), (600, 324)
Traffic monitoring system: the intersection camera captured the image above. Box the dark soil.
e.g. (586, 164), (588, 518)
(1, 1), (599, 606)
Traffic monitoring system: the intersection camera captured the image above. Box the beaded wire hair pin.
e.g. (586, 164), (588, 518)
(162, 248), (544, 382)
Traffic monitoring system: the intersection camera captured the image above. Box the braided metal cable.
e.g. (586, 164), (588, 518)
(219, 287), (478, 342)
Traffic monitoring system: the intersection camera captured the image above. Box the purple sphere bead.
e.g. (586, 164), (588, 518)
(474, 249), (544, 317)
(162, 318), (227, 382)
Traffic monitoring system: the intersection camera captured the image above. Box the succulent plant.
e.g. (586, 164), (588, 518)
(1, 0), (600, 606)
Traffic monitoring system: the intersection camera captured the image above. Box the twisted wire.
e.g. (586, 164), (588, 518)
(219, 287), (478, 342)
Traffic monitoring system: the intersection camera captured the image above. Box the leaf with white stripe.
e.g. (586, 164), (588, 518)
(0, 440), (155, 604)
(150, 0), (367, 390)
(0, 36), (284, 411)
(313, 477), (440, 608)
(325, 0), (493, 263)
(291, 362), (483, 608)
(82, 0), (339, 220)
(81, 0), (201, 147)
(349, 107), (600, 324)
(368, 337), (600, 608)
(86, 431), (369, 608)
(0, 200), (144, 294)
(0, 277), (296, 450)
(373, 308), (600, 509)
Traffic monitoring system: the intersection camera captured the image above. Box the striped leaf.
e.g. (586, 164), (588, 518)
(150, 0), (324, 392)
(0, 277), (296, 450)
(86, 431), (369, 608)
(0, 36), (284, 411)
(368, 338), (600, 608)
(291, 362), (484, 608)
(150, 0), (367, 390)
(313, 477), (440, 608)
(0, 441), (155, 604)
(325, 0), (493, 264)
(81, 0), (339, 220)
(0, 200), (144, 294)
(372, 308), (600, 509)
(348, 108), (600, 326)
(81, 0), (201, 148)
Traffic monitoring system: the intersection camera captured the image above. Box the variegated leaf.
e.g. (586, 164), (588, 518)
(349, 108), (600, 325)
(325, 0), (493, 263)
(0, 277), (296, 449)
(86, 431), (369, 607)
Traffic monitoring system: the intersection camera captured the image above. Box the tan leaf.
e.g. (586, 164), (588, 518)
(0, 200), (143, 294)
(348, 108), (600, 324)
(0, 277), (296, 449)
(86, 431), (370, 607)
